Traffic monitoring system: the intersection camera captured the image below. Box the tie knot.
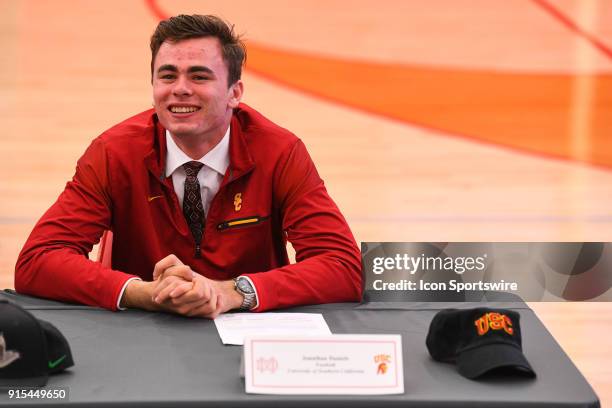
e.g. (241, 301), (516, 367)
(183, 161), (204, 177)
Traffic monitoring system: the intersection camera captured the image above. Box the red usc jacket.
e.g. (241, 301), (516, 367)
(15, 104), (362, 311)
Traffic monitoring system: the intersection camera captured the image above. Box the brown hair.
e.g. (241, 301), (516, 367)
(150, 14), (246, 86)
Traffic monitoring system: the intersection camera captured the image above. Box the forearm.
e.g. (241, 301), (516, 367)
(245, 253), (362, 312)
(121, 279), (159, 311)
(214, 279), (244, 311)
(15, 246), (135, 310)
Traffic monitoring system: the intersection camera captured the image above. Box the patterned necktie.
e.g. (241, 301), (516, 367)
(182, 161), (205, 257)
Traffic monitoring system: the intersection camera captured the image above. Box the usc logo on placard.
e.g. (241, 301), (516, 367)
(374, 354), (391, 375)
(256, 357), (278, 374)
(474, 312), (514, 336)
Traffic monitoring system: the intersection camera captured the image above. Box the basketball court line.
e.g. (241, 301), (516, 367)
(532, 0), (612, 60)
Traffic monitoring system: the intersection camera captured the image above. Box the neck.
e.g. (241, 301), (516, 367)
(171, 126), (228, 160)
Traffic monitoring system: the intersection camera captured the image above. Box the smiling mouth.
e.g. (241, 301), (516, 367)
(169, 106), (201, 113)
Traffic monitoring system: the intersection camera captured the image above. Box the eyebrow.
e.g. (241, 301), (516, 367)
(157, 65), (215, 75)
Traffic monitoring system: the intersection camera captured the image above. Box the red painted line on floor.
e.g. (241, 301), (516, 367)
(532, 0), (612, 61)
(144, 0), (168, 20)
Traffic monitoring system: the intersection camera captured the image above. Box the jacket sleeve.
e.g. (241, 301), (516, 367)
(14, 138), (138, 310)
(245, 139), (363, 311)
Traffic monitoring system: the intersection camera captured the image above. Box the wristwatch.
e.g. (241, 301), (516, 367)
(233, 276), (256, 310)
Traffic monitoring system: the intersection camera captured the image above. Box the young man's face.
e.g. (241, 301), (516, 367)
(152, 37), (242, 141)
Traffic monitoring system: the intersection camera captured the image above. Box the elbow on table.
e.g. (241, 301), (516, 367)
(337, 253), (363, 303)
(13, 249), (42, 295)
(349, 266), (364, 302)
(14, 259), (30, 294)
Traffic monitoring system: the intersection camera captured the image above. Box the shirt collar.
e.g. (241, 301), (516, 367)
(165, 126), (230, 177)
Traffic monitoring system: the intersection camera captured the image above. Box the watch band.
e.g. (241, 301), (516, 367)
(233, 277), (256, 310)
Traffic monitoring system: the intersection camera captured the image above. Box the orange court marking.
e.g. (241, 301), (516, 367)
(245, 44), (612, 169)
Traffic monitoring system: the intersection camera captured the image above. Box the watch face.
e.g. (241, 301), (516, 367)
(236, 277), (255, 294)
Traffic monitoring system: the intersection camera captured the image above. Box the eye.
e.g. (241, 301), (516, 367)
(193, 75), (209, 81)
(159, 73), (175, 80)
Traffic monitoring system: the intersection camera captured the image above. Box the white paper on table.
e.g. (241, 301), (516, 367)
(214, 313), (332, 345)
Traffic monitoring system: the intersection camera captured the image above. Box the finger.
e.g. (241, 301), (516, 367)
(169, 281), (194, 299)
(175, 295), (210, 316)
(161, 265), (194, 282)
(177, 280), (217, 317)
(186, 292), (219, 318)
(155, 290), (203, 315)
(196, 284), (219, 317)
(154, 278), (187, 304)
(208, 294), (225, 319)
(153, 254), (184, 280)
(169, 282), (196, 306)
(153, 266), (193, 301)
(151, 274), (180, 300)
(173, 276), (212, 305)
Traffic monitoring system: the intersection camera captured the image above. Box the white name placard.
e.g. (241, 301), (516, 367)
(244, 335), (404, 395)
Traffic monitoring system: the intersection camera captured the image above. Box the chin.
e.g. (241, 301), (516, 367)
(168, 128), (198, 138)
(166, 121), (199, 134)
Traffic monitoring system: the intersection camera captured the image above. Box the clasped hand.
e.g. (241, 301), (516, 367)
(150, 254), (226, 318)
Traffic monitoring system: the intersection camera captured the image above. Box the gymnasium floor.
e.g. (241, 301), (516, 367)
(1, 0), (611, 404)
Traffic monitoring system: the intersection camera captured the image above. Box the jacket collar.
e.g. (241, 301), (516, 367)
(144, 113), (168, 182)
(227, 106), (255, 182)
(144, 107), (255, 183)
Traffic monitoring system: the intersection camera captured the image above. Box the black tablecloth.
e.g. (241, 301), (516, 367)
(0, 291), (600, 407)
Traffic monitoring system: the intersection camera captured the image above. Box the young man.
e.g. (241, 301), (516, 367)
(15, 15), (362, 318)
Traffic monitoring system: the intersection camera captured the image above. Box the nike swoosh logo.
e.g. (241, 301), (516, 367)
(148, 195), (163, 202)
(48, 355), (67, 369)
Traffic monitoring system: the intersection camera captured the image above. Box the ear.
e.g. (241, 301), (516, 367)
(227, 80), (244, 109)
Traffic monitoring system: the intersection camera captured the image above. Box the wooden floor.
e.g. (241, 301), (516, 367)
(1, 0), (611, 404)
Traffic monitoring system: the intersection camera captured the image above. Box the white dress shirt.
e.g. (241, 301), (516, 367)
(165, 128), (230, 213)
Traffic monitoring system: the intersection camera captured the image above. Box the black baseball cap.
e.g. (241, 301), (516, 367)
(0, 300), (74, 387)
(426, 307), (535, 379)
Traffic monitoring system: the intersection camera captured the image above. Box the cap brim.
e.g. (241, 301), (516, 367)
(38, 319), (74, 374)
(457, 343), (536, 379)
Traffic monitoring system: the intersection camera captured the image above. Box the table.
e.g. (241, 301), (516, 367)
(0, 291), (600, 407)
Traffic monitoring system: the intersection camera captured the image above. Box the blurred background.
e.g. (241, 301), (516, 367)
(1, 0), (611, 403)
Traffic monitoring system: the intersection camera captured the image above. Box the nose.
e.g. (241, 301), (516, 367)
(172, 75), (193, 97)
